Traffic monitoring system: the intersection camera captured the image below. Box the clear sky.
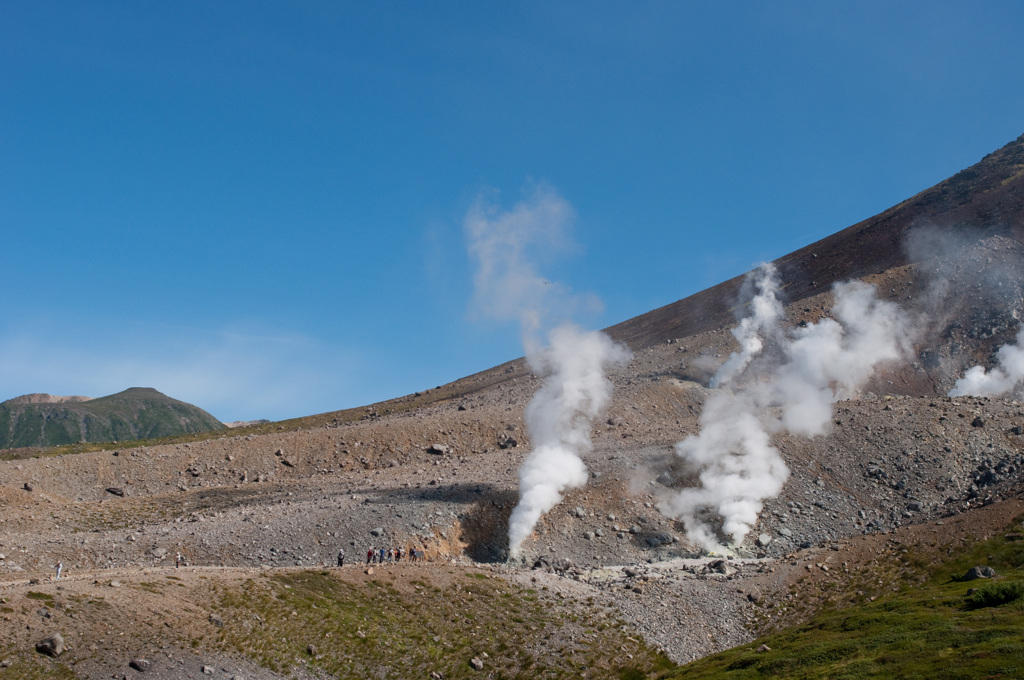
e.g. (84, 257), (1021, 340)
(3, 2), (1024, 422)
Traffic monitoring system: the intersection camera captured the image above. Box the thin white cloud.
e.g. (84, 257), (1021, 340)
(0, 322), (364, 422)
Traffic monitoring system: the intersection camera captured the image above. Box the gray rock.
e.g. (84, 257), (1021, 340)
(202, 665), (215, 675)
(757, 533), (772, 547)
(710, 559), (738, 577)
(551, 557), (575, 573)
(370, 527), (385, 537)
(779, 528), (793, 538)
(129, 658), (152, 672)
(963, 565), (997, 581)
(646, 532), (672, 547)
(470, 656), (484, 670)
(427, 443), (450, 455)
(105, 487), (125, 497)
(23, 482), (33, 492)
(35, 633), (64, 657)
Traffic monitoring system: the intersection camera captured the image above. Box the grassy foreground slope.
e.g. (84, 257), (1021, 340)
(0, 566), (672, 680)
(663, 514), (1024, 680)
(211, 568), (673, 680)
(0, 518), (1021, 680)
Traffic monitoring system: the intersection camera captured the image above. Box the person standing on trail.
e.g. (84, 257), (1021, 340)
(367, 547), (373, 564)
(55, 561), (63, 580)
(337, 548), (345, 567)
(379, 546), (386, 564)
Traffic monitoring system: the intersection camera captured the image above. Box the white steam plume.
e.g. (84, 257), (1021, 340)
(949, 327), (1024, 397)
(775, 280), (916, 436)
(663, 265), (914, 551)
(507, 324), (631, 555)
(464, 186), (631, 557)
(710, 264), (783, 388)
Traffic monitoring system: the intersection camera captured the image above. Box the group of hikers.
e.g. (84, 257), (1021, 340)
(334, 545), (426, 567)
(51, 546), (426, 577)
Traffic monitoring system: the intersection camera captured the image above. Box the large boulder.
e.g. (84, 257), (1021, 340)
(35, 633), (64, 657)
(963, 565), (997, 581)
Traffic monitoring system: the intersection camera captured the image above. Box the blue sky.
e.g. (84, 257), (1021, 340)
(3, 2), (1024, 422)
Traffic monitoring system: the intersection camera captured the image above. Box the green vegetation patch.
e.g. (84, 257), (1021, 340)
(213, 569), (672, 679)
(964, 580), (1024, 609)
(0, 643), (77, 680)
(661, 514), (1024, 680)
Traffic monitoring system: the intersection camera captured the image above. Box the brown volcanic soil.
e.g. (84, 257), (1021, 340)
(2, 133), (1024, 678)
(2, 338), (1023, 676)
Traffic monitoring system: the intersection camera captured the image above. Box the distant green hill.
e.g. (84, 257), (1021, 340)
(0, 387), (225, 448)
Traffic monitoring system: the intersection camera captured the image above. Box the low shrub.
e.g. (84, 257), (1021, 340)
(965, 581), (1024, 609)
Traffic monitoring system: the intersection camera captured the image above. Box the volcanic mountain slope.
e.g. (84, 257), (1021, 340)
(2, 134), (1024, 678)
(0, 387), (225, 449)
(609, 132), (1024, 358)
